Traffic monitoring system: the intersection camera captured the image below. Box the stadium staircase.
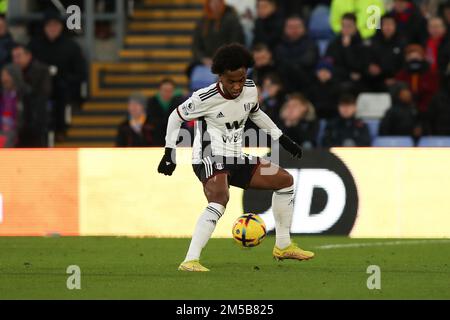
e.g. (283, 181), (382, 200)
(57, 0), (203, 147)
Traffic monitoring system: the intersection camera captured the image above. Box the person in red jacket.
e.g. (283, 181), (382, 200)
(395, 44), (439, 118)
(424, 17), (448, 75)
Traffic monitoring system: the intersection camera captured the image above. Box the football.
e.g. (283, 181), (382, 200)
(232, 213), (267, 247)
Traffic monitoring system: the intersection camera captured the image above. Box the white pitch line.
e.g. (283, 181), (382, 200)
(315, 239), (450, 250)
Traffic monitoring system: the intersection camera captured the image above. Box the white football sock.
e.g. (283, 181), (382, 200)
(272, 185), (294, 249)
(184, 202), (225, 262)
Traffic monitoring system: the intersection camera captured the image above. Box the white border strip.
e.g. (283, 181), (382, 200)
(315, 240), (450, 250)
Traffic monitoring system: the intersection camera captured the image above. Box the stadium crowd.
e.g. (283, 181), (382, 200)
(1, 0), (450, 148)
(180, 0), (450, 149)
(0, 8), (86, 148)
(119, 0), (450, 148)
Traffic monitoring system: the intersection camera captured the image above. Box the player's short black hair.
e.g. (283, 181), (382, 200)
(211, 43), (254, 75)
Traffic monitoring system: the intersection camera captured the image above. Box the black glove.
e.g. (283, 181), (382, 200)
(279, 134), (302, 159)
(157, 147), (176, 176)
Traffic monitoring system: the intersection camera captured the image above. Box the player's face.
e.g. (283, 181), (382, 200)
(220, 68), (247, 98)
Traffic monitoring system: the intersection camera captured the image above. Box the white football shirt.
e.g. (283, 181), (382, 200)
(166, 79), (282, 163)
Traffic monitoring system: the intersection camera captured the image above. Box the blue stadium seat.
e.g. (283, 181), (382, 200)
(364, 119), (380, 142)
(308, 5), (334, 41)
(372, 136), (414, 147)
(316, 39), (330, 57)
(317, 119), (327, 147)
(417, 136), (450, 147)
(190, 65), (217, 91)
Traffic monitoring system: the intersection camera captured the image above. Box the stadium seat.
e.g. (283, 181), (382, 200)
(316, 119), (327, 147)
(316, 39), (330, 57)
(308, 5), (334, 41)
(372, 136), (414, 147)
(364, 119), (380, 142)
(356, 93), (391, 119)
(417, 136), (450, 147)
(190, 65), (217, 92)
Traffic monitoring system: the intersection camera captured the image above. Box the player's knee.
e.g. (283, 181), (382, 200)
(277, 171), (294, 190)
(208, 189), (229, 207)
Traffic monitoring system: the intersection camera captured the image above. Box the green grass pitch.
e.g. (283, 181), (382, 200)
(0, 236), (449, 299)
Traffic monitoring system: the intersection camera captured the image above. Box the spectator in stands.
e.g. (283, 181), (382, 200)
(275, 15), (319, 92)
(329, 0), (385, 39)
(322, 94), (371, 147)
(12, 44), (51, 147)
(0, 15), (14, 71)
(395, 43), (439, 117)
(428, 76), (450, 135)
(438, 2), (450, 80)
(259, 73), (286, 123)
(424, 17), (448, 78)
(278, 93), (319, 149)
(307, 57), (339, 119)
(249, 43), (279, 86)
(363, 14), (406, 91)
(326, 13), (365, 95)
(191, 0), (244, 73)
(417, 0), (442, 18)
(225, 0), (256, 47)
(28, 11), (86, 142)
(253, 0), (284, 49)
(116, 93), (164, 147)
(0, 64), (26, 147)
(438, 1), (450, 29)
(379, 82), (422, 139)
(147, 78), (184, 140)
(390, 0), (428, 44)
